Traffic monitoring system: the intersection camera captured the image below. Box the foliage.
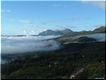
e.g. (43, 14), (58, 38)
(1, 42), (105, 79)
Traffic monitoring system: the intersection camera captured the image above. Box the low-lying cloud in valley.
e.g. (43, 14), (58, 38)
(1, 36), (61, 54)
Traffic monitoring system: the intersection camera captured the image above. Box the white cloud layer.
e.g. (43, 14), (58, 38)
(82, 1), (106, 9)
(1, 36), (61, 54)
(19, 19), (32, 25)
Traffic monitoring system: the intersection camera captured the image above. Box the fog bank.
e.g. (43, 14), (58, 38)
(1, 36), (61, 54)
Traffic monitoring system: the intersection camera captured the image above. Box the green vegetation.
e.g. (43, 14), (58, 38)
(94, 26), (106, 33)
(75, 37), (97, 43)
(1, 42), (105, 79)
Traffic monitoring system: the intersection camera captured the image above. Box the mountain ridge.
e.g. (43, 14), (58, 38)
(38, 26), (106, 36)
(38, 28), (73, 36)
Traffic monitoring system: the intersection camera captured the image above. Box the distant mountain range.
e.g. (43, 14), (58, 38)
(1, 26), (105, 37)
(56, 26), (106, 44)
(38, 26), (106, 36)
(38, 28), (73, 36)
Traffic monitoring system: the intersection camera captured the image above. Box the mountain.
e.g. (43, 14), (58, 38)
(38, 29), (73, 36)
(74, 36), (97, 43)
(56, 26), (106, 44)
(38, 30), (62, 36)
(93, 26), (106, 33)
(56, 28), (73, 34)
(1, 26), (105, 79)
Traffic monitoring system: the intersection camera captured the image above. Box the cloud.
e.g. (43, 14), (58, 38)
(51, 4), (62, 8)
(1, 36), (61, 54)
(82, 1), (106, 9)
(19, 19), (32, 24)
(18, 19), (48, 35)
(51, 3), (69, 8)
(1, 9), (11, 13)
(66, 16), (91, 21)
(19, 19), (33, 27)
(89, 1), (105, 9)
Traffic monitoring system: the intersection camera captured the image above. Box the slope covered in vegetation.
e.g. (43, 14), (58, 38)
(1, 42), (105, 79)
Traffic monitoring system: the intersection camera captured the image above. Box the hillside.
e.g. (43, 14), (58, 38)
(93, 26), (106, 33)
(1, 26), (105, 79)
(1, 42), (105, 79)
(56, 26), (106, 44)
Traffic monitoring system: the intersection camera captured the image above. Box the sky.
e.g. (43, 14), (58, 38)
(1, 1), (106, 35)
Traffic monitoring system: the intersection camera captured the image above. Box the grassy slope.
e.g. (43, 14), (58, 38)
(1, 42), (105, 79)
